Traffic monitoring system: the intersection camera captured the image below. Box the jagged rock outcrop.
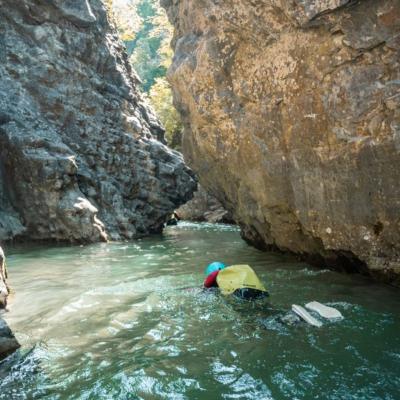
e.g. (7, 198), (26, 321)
(0, 0), (196, 243)
(162, 0), (400, 284)
(0, 246), (20, 361)
(175, 185), (233, 223)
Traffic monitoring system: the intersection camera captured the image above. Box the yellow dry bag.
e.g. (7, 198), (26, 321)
(216, 264), (268, 298)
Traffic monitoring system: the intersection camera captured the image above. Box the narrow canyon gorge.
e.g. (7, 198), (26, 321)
(0, 0), (197, 360)
(1, 0), (400, 371)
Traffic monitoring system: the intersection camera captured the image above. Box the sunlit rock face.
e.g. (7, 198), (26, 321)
(0, 0), (196, 243)
(162, 0), (400, 284)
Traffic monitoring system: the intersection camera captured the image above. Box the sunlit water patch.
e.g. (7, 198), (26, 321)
(1, 222), (399, 399)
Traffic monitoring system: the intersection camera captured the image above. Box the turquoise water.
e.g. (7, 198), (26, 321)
(0, 222), (399, 399)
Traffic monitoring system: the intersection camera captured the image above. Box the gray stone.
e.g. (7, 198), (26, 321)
(0, 317), (20, 361)
(176, 185), (234, 224)
(0, 246), (20, 361)
(0, 0), (196, 243)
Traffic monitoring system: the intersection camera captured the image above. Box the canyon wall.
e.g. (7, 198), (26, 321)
(0, 0), (196, 243)
(162, 0), (400, 284)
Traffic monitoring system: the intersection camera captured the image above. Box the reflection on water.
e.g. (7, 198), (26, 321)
(1, 222), (399, 399)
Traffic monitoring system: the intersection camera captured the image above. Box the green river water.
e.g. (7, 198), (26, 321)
(0, 222), (399, 399)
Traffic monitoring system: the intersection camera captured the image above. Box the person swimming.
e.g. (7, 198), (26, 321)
(203, 263), (344, 328)
(203, 262), (269, 300)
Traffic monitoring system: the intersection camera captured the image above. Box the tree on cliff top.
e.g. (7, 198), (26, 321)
(106, 0), (183, 150)
(105, 0), (141, 41)
(127, 0), (172, 92)
(150, 78), (182, 151)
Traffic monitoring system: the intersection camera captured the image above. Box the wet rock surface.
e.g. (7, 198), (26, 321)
(175, 185), (234, 224)
(0, 246), (20, 361)
(0, 0), (196, 243)
(162, 0), (400, 284)
(0, 317), (20, 361)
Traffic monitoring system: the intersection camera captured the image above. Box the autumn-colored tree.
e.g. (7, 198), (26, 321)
(106, 0), (142, 41)
(149, 78), (182, 150)
(105, 0), (172, 90)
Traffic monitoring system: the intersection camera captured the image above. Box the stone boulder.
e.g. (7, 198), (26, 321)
(0, 0), (196, 243)
(175, 185), (234, 223)
(162, 0), (400, 284)
(0, 246), (20, 361)
(0, 318), (20, 361)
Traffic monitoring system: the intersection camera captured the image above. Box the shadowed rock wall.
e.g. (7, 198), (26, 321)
(175, 185), (233, 224)
(0, 0), (196, 243)
(162, 0), (400, 284)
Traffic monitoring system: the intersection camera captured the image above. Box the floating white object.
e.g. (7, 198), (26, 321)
(292, 304), (323, 327)
(305, 301), (343, 320)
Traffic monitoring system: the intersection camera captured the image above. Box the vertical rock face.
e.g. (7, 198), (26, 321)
(162, 0), (400, 284)
(0, 0), (196, 242)
(0, 246), (20, 360)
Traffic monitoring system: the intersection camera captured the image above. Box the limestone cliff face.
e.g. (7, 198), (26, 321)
(0, 0), (196, 242)
(162, 0), (400, 283)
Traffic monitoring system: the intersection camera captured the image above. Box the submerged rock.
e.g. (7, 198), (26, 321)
(0, 0), (196, 243)
(0, 317), (20, 361)
(0, 246), (20, 361)
(162, 0), (400, 284)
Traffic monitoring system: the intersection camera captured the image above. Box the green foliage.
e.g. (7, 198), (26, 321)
(105, 0), (182, 150)
(106, 0), (142, 41)
(127, 0), (172, 92)
(105, 0), (174, 92)
(149, 78), (183, 151)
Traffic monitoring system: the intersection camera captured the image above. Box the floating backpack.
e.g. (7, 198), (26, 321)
(216, 264), (268, 300)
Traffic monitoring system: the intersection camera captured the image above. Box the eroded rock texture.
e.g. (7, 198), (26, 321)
(162, 0), (400, 283)
(0, 246), (20, 361)
(176, 185), (233, 223)
(0, 0), (196, 243)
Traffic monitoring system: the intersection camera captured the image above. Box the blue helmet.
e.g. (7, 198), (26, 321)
(205, 261), (226, 276)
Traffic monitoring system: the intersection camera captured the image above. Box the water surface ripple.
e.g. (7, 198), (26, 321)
(1, 222), (399, 399)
